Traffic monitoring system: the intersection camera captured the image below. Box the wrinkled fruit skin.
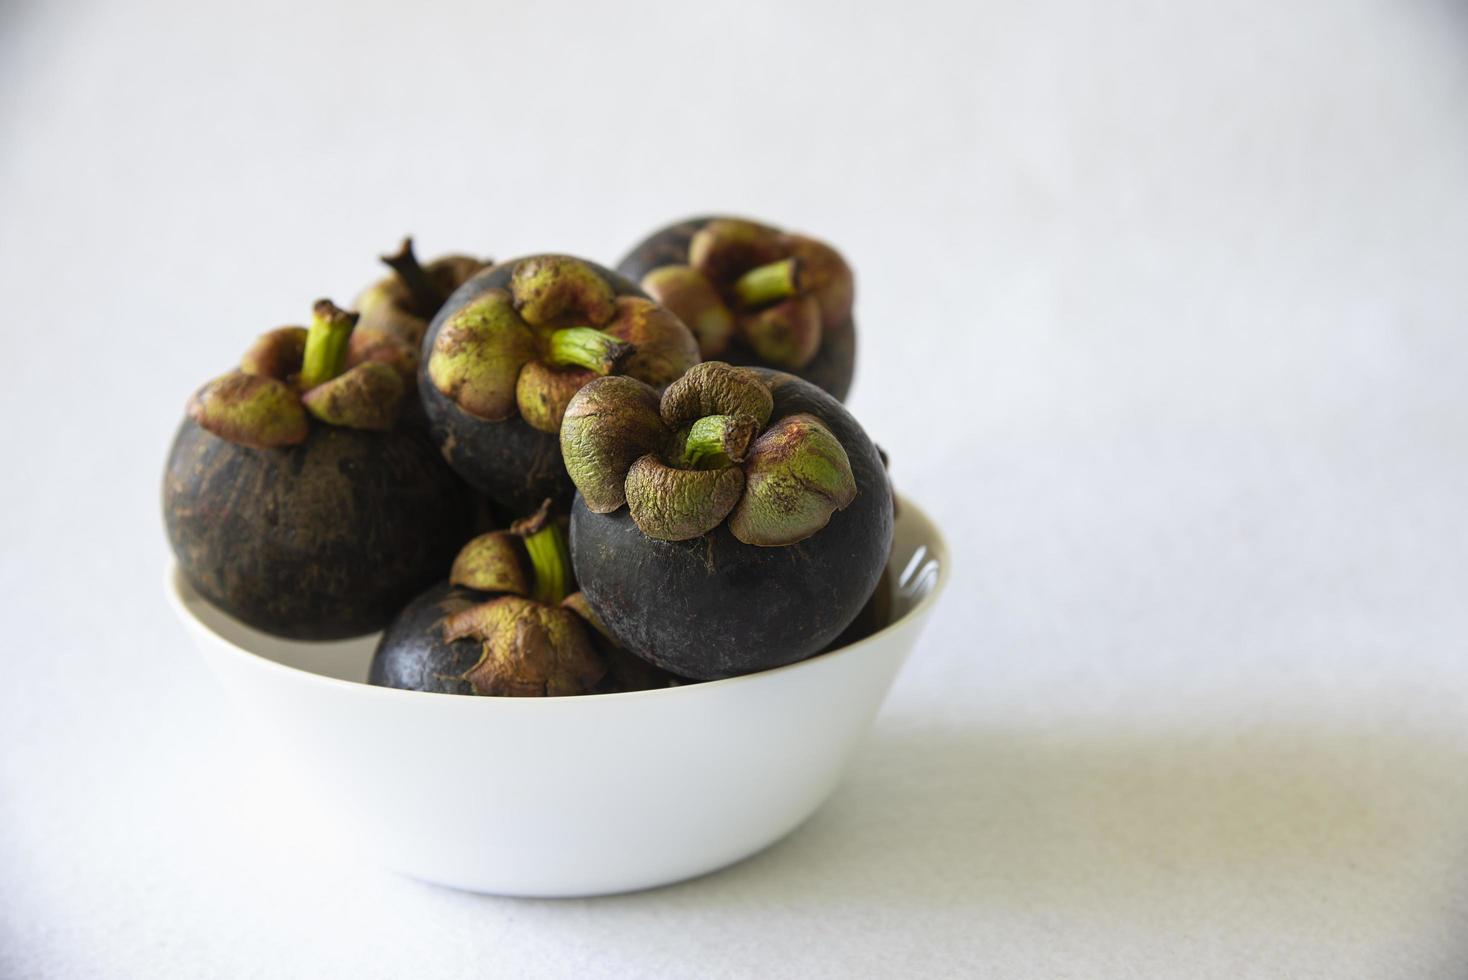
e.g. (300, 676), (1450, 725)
(164, 419), (478, 639)
(419, 258), (649, 514)
(570, 370), (892, 679)
(617, 217), (856, 402)
(367, 581), (483, 695)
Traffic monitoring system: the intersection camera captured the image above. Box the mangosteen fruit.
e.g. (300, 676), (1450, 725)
(164, 299), (479, 640)
(368, 503), (681, 696)
(419, 255), (701, 514)
(561, 361), (893, 679)
(617, 216), (857, 401)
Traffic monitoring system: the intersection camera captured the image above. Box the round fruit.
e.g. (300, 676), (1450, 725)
(563, 363), (892, 679)
(163, 300), (478, 639)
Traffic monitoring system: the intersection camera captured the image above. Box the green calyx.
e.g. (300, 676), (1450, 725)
(784, 235), (855, 330)
(560, 361), (858, 545)
(546, 327), (634, 375)
(450, 530), (531, 596)
(733, 258), (801, 308)
(660, 361), (774, 429)
(727, 412), (857, 546)
(190, 298), (410, 448)
(739, 294), (822, 370)
(639, 266), (734, 358)
(240, 326), (307, 380)
(626, 456), (745, 541)
(560, 375), (667, 512)
(441, 597), (605, 697)
(300, 362), (405, 431)
(511, 255), (617, 327)
(427, 289), (538, 421)
(598, 296), (699, 390)
(688, 218), (784, 284)
(442, 500), (599, 697)
(676, 414), (758, 469)
(297, 299), (359, 390)
(448, 500), (572, 606)
(427, 257), (700, 435)
(673, 220), (857, 368)
(188, 372), (309, 449)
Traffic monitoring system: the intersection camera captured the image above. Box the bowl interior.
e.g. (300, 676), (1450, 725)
(169, 495), (947, 691)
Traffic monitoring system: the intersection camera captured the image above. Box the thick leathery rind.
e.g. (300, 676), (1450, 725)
(367, 582), (485, 695)
(569, 369), (891, 679)
(164, 420), (476, 639)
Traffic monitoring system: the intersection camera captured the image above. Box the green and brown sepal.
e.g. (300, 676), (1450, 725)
(300, 362), (405, 431)
(187, 372), (309, 449)
(426, 256), (700, 436)
(639, 266), (734, 357)
(560, 361), (858, 546)
(558, 376), (667, 513)
(633, 219), (854, 370)
(240, 327), (307, 381)
(727, 412), (856, 546)
(188, 298), (409, 448)
(442, 597), (605, 697)
(427, 289), (539, 421)
(440, 501), (627, 697)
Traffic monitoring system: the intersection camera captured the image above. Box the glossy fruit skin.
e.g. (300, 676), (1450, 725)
(163, 419), (478, 640)
(418, 258), (648, 515)
(367, 581), (482, 694)
(569, 370), (892, 680)
(617, 217), (856, 402)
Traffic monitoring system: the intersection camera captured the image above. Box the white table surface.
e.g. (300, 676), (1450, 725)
(4, 0), (1467, 976)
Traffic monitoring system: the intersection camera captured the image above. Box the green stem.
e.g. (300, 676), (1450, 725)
(546, 327), (634, 375)
(523, 521), (571, 605)
(297, 300), (358, 389)
(381, 237), (445, 316)
(677, 414), (758, 469)
(733, 258), (801, 307)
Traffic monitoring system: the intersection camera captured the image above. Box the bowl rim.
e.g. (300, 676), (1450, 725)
(164, 494), (950, 706)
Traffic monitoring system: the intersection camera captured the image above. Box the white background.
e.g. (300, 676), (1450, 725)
(3, 0), (1468, 976)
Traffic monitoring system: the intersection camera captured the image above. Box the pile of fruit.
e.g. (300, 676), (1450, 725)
(163, 217), (894, 694)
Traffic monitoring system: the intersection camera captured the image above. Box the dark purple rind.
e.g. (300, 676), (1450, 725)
(367, 581), (483, 695)
(163, 419), (479, 640)
(569, 370), (892, 680)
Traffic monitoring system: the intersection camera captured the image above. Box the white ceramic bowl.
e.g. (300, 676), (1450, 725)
(165, 496), (947, 897)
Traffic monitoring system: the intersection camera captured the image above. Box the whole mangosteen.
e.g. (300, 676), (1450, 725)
(419, 255), (700, 514)
(617, 216), (857, 401)
(369, 502), (681, 696)
(561, 362), (893, 679)
(164, 300), (479, 640)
